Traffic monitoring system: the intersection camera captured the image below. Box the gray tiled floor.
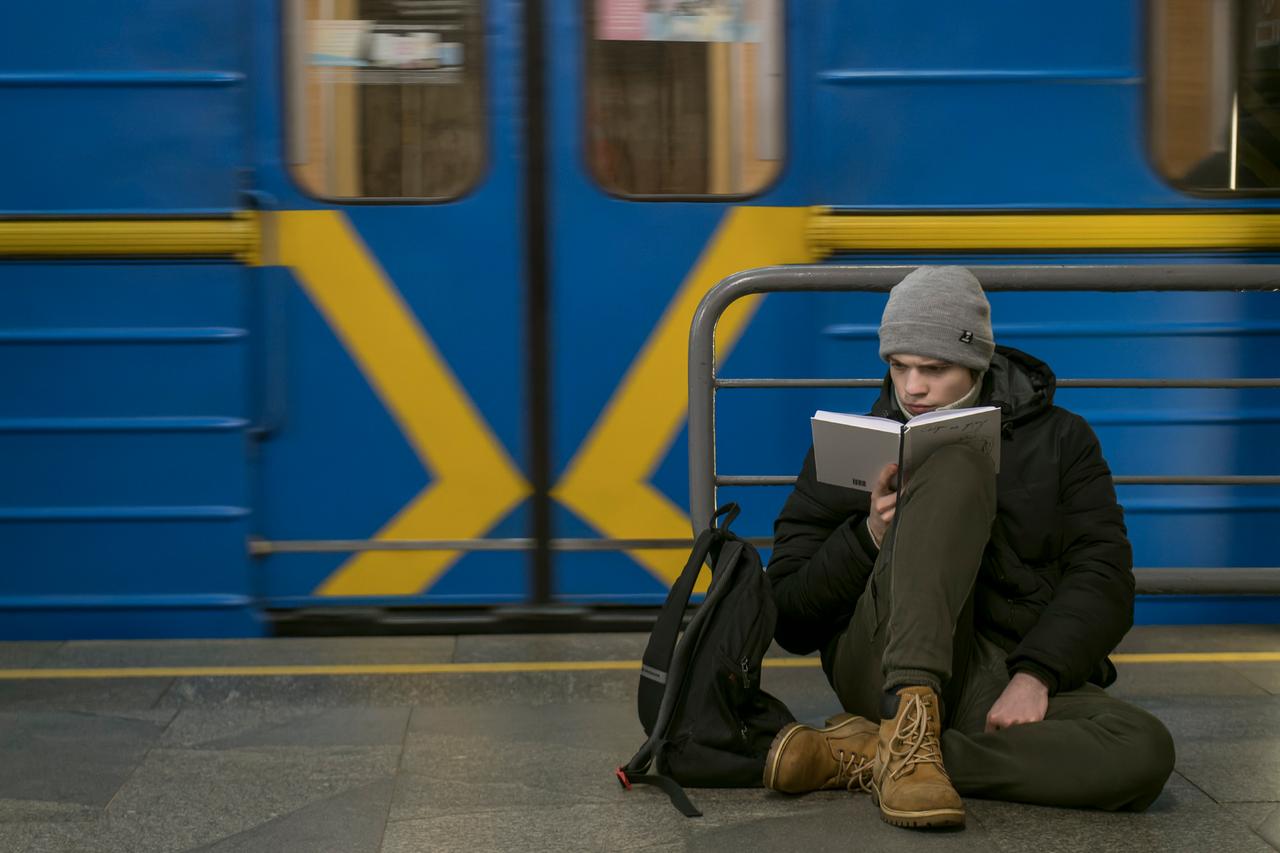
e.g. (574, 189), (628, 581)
(0, 626), (1275, 852)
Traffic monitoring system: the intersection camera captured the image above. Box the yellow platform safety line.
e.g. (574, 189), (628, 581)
(0, 651), (1276, 681)
(552, 207), (814, 591)
(266, 211), (530, 595)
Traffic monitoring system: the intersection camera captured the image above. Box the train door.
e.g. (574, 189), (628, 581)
(253, 1), (821, 616)
(252, 0), (816, 615)
(253, 1), (532, 611)
(543, 1), (813, 604)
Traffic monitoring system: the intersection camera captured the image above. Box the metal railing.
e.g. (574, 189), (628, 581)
(688, 264), (1280, 596)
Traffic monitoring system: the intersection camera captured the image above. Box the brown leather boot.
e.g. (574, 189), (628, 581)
(871, 686), (964, 828)
(763, 715), (879, 794)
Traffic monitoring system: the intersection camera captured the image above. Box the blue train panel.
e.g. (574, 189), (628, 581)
(0, 264), (258, 638)
(807, 0), (1166, 207)
(0, 514), (257, 641)
(0, 1), (248, 213)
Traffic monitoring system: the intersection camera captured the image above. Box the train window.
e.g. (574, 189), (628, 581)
(287, 0), (484, 200)
(1151, 0), (1280, 192)
(585, 1), (785, 197)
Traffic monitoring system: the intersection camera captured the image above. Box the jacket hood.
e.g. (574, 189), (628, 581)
(870, 345), (1056, 425)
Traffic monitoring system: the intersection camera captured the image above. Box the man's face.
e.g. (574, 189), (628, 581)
(888, 354), (975, 416)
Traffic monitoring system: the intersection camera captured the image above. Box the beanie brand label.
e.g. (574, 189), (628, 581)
(959, 330), (974, 343)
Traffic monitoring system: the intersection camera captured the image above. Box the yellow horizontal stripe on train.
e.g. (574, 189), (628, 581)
(0, 213), (259, 261)
(5, 210), (1279, 261)
(0, 651), (1275, 680)
(806, 210), (1280, 256)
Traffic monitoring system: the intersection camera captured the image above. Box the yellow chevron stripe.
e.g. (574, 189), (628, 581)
(807, 210), (1280, 256)
(0, 651), (1275, 680)
(267, 211), (530, 595)
(552, 207), (814, 589)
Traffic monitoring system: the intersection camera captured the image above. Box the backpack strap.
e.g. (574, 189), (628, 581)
(618, 529), (747, 817)
(636, 524), (719, 732)
(634, 501), (741, 730)
(637, 539), (744, 741)
(614, 767), (702, 817)
(712, 502), (740, 530)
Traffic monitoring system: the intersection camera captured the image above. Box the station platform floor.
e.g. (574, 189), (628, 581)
(0, 624), (1277, 853)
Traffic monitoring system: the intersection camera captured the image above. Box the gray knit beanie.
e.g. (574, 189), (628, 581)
(878, 266), (994, 371)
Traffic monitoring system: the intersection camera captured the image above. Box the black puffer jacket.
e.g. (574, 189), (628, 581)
(767, 346), (1134, 695)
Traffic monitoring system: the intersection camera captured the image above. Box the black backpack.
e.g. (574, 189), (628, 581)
(615, 503), (795, 817)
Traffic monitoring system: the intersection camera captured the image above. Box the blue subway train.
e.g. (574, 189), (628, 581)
(1, 0), (1278, 639)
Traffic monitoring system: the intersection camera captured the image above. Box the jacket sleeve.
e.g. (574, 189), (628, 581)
(1006, 414), (1134, 694)
(767, 448), (881, 654)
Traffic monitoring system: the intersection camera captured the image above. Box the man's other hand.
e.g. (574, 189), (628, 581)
(984, 672), (1050, 732)
(867, 463), (899, 547)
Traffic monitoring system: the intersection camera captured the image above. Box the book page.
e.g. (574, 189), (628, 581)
(904, 405), (996, 427)
(901, 406), (1001, 476)
(812, 410), (902, 433)
(811, 411), (902, 491)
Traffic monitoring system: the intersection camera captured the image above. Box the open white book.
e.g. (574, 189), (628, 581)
(810, 406), (1001, 492)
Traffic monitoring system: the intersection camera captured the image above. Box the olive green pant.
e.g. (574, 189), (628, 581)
(829, 444), (1175, 811)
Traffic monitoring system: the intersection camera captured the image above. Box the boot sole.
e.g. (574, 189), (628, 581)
(870, 781), (965, 828)
(878, 804), (965, 829)
(762, 722), (805, 791)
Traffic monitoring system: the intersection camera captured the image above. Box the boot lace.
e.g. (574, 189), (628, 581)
(884, 693), (949, 783)
(837, 749), (875, 792)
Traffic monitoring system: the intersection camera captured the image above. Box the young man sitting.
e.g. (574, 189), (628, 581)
(762, 266), (1175, 829)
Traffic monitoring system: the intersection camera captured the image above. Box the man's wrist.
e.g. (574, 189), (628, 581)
(865, 517), (883, 549)
(1008, 658), (1059, 695)
(1010, 669), (1050, 694)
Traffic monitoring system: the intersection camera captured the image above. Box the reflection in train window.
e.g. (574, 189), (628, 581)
(1152, 0), (1280, 191)
(585, 1), (785, 197)
(288, 0), (484, 200)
